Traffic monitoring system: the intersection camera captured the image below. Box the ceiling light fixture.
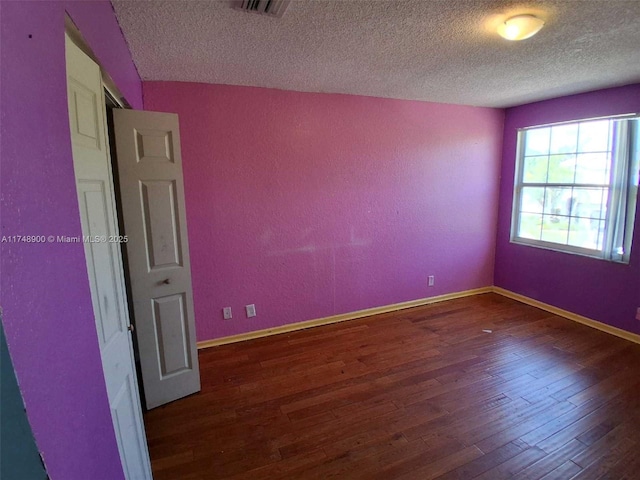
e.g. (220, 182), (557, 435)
(497, 14), (545, 41)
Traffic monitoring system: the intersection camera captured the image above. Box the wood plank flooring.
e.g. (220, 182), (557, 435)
(143, 293), (640, 479)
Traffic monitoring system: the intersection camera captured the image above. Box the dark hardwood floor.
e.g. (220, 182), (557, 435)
(144, 293), (640, 479)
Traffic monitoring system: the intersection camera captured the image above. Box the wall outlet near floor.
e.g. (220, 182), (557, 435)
(246, 304), (257, 318)
(223, 307), (232, 320)
(636, 307), (640, 321)
(428, 275), (435, 287)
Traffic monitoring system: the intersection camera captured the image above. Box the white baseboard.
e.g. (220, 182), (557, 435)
(492, 286), (640, 345)
(197, 287), (493, 349)
(196, 285), (640, 349)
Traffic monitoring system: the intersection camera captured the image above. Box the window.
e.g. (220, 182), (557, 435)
(511, 115), (639, 263)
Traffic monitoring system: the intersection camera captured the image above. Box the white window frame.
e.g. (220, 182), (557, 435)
(510, 114), (639, 263)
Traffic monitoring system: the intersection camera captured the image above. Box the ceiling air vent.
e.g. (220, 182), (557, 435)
(235, 0), (290, 18)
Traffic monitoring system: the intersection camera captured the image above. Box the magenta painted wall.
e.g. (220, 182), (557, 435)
(0, 1), (141, 478)
(143, 82), (504, 341)
(494, 84), (640, 336)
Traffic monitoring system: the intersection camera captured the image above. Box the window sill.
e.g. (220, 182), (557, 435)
(509, 237), (630, 265)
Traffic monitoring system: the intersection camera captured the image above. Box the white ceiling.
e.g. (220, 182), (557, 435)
(111, 0), (640, 108)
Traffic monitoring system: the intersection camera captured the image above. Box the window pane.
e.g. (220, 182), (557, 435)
(550, 123), (579, 154)
(541, 214), (569, 244)
(544, 187), (573, 216)
(577, 120), (611, 152)
(524, 127), (550, 156)
(547, 154), (576, 183)
(571, 187), (607, 220)
(520, 187), (545, 213)
(568, 216), (602, 250)
(596, 220), (606, 251)
(518, 213), (542, 240)
(575, 153), (610, 185)
(523, 156), (548, 183)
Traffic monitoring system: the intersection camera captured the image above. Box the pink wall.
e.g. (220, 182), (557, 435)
(0, 1), (141, 478)
(143, 82), (504, 341)
(494, 84), (640, 336)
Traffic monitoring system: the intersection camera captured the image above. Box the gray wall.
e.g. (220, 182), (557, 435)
(1, 321), (48, 480)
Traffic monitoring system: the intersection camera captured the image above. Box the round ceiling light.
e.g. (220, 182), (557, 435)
(497, 14), (545, 41)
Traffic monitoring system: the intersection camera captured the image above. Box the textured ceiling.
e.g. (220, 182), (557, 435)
(111, 0), (640, 108)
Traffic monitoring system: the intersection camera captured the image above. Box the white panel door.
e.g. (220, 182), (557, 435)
(65, 34), (152, 480)
(113, 109), (200, 409)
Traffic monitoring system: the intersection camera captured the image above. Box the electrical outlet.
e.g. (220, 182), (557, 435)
(428, 275), (435, 287)
(636, 307), (640, 321)
(246, 304), (256, 318)
(223, 307), (232, 320)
